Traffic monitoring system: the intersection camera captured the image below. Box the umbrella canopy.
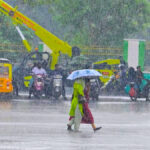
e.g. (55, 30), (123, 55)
(67, 69), (102, 80)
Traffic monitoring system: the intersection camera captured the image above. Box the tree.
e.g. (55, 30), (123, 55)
(2, 0), (150, 47)
(49, 0), (150, 46)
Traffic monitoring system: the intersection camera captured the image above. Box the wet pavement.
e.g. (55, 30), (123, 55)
(0, 97), (150, 150)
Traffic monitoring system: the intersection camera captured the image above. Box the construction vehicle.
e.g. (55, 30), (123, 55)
(0, 0), (80, 90)
(0, 0), (80, 70)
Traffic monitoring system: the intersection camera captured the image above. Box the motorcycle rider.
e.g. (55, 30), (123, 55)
(127, 67), (136, 82)
(136, 66), (143, 95)
(50, 64), (67, 100)
(119, 64), (127, 90)
(28, 62), (47, 98)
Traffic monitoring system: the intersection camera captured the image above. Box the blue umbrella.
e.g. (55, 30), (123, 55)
(67, 69), (102, 80)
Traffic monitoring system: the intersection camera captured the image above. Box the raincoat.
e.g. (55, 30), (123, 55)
(69, 79), (85, 117)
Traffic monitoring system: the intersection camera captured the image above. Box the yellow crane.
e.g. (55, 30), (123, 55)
(0, 0), (79, 69)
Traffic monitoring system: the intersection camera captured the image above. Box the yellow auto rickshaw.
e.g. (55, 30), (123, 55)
(92, 59), (120, 84)
(0, 58), (13, 94)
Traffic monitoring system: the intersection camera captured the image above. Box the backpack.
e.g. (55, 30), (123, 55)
(129, 87), (136, 97)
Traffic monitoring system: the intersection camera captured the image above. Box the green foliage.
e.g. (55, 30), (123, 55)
(20, 0), (54, 6)
(49, 0), (150, 46)
(0, 12), (33, 44)
(1, 0), (150, 47)
(0, 14), (18, 43)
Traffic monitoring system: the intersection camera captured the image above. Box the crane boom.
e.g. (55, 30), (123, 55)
(0, 0), (72, 69)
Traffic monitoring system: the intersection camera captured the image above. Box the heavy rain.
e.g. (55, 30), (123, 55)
(0, 0), (150, 149)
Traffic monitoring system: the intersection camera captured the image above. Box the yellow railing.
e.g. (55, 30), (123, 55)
(80, 46), (123, 56)
(0, 43), (150, 56)
(0, 43), (26, 52)
(0, 49), (26, 52)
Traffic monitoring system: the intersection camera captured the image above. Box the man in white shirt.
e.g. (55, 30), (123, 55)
(28, 62), (47, 98)
(32, 62), (47, 75)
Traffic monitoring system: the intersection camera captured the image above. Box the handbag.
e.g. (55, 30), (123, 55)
(78, 95), (86, 104)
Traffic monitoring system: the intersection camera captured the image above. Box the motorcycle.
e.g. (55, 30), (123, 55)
(102, 72), (126, 95)
(45, 75), (63, 99)
(90, 78), (101, 100)
(32, 74), (45, 98)
(52, 75), (63, 99)
(102, 75), (120, 95)
(126, 79), (150, 101)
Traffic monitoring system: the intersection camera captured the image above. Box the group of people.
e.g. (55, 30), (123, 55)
(67, 78), (102, 132)
(28, 62), (67, 99)
(116, 65), (143, 94)
(12, 61), (67, 99)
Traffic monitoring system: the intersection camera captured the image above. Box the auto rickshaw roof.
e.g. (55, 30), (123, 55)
(0, 58), (11, 63)
(93, 59), (120, 65)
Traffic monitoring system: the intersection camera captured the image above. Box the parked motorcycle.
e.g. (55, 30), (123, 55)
(33, 74), (45, 98)
(126, 79), (150, 101)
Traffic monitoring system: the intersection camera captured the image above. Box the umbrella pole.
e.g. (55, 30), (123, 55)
(96, 78), (101, 92)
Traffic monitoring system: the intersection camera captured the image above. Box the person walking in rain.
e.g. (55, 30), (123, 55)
(67, 78), (85, 132)
(82, 78), (102, 131)
(67, 78), (101, 132)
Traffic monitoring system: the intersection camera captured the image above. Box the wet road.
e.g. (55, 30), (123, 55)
(0, 97), (150, 150)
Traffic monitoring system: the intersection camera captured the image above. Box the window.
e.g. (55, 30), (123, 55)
(0, 66), (9, 78)
(93, 63), (111, 69)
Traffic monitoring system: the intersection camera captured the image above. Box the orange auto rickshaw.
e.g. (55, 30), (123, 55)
(0, 58), (13, 95)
